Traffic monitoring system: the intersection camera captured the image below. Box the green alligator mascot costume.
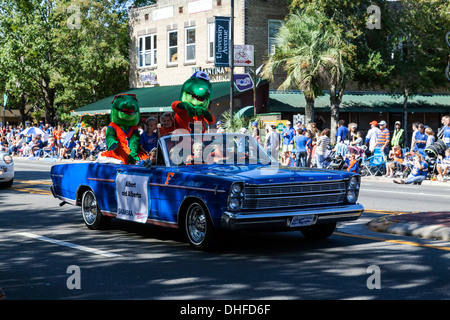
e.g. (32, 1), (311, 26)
(99, 93), (147, 164)
(171, 71), (216, 133)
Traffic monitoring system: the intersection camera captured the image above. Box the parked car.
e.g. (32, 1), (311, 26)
(0, 151), (14, 188)
(50, 133), (364, 250)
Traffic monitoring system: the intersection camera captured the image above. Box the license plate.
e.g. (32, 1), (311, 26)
(290, 215), (315, 227)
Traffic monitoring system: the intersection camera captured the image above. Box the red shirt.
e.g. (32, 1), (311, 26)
(159, 124), (175, 137)
(171, 101), (216, 133)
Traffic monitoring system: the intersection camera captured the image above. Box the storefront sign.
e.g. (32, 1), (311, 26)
(188, 0), (212, 14)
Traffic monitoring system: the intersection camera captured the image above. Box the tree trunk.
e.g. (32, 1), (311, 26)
(41, 77), (56, 126)
(330, 100), (339, 145)
(403, 88), (409, 147)
(18, 93), (27, 127)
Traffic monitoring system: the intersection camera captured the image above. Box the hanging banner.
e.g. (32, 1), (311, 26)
(214, 16), (230, 67)
(3, 94), (7, 107)
(115, 173), (150, 223)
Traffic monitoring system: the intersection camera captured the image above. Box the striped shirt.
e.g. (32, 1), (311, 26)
(316, 136), (330, 155)
(376, 128), (390, 147)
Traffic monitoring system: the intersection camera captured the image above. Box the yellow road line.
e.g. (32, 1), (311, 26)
(364, 209), (407, 215)
(334, 232), (450, 252)
(14, 179), (52, 185)
(10, 186), (52, 195)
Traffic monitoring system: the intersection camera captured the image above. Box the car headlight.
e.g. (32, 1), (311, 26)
(231, 183), (243, 194)
(346, 176), (360, 204)
(2, 154), (13, 165)
(228, 182), (245, 211)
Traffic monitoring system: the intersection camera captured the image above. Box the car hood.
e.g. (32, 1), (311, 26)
(173, 164), (353, 184)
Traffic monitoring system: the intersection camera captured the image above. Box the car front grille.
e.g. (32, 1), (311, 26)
(242, 180), (347, 210)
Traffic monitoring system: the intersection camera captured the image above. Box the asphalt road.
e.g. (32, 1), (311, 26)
(1, 160), (449, 307)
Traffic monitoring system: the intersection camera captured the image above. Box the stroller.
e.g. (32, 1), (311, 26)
(347, 145), (366, 159)
(324, 146), (346, 170)
(424, 140), (447, 179)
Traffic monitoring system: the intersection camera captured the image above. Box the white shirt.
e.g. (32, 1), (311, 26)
(366, 127), (380, 152)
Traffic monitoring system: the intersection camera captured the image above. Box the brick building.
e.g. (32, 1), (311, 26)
(128, 0), (289, 88)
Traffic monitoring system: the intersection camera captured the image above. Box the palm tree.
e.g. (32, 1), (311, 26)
(262, 10), (334, 125)
(262, 9), (355, 142)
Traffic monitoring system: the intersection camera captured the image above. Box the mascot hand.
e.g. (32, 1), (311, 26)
(107, 140), (118, 151)
(177, 101), (198, 117)
(195, 107), (213, 122)
(128, 151), (139, 165)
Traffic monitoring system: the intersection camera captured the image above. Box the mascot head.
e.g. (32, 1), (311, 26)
(180, 71), (213, 109)
(110, 94), (140, 127)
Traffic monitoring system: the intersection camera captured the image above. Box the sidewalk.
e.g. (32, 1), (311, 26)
(367, 212), (450, 241)
(361, 176), (450, 241)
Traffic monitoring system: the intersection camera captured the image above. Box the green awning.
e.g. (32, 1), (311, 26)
(234, 105), (254, 118)
(71, 81), (235, 116)
(269, 92), (450, 113)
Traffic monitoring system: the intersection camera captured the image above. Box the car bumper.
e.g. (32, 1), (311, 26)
(221, 203), (364, 230)
(0, 165), (14, 182)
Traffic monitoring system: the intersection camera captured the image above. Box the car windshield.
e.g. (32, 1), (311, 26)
(159, 133), (277, 167)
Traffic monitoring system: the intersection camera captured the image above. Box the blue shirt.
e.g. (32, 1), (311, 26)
(413, 131), (427, 150)
(139, 131), (158, 153)
(281, 127), (295, 145)
(293, 135), (308, 152)
(336, 126), (348, 143)
(411, 161), (427, 177)
(443, 126), (450, 146)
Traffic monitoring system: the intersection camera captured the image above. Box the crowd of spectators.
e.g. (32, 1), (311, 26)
(1, 114), (449, 182)
(260, 115), (450, 181)
(0, 121), (107, 160)
(0, 111), (177, 161)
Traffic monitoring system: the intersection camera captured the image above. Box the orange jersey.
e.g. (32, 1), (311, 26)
(101, 122), (147, 164)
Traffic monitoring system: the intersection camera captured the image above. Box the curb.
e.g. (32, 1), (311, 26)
(368, 216), (450, 241)
(361, 176), (449, 187)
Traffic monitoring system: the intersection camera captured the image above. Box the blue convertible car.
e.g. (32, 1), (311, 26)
(50, 133), (364, 250)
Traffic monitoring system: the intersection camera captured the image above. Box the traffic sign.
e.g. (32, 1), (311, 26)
(234, 45), (254, 67)
(234, 73), (254, 92)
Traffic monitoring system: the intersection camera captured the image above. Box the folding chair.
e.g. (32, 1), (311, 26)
(360, 147), (386, 176)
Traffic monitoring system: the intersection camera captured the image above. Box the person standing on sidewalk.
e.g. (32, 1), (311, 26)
(376, 120), (390, 156)
(336, 120), (348, 144)
(315, 128), (330, 168)
(391, 121), (405, 149)
(365, 121), (380, 156)
(293, 129), (308, 167)
(281, 121), (295, 152)
(437, 115), (450, 148)
(265, 125), (280, 159)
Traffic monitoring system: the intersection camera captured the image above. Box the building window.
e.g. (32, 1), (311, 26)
(138, 34), (157, 68)
(185, 27), (196, 63)
(268, 20), (283, 55)
(168, 30), (178, 64)
(207, 22), (215, 61)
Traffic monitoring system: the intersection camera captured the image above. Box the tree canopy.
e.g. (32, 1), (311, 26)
(0, 0), (155, 126)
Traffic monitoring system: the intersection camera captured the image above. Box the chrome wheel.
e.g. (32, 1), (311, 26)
(82, 191), (97, 226)
(184, 201), (223, 251)
(186, 203), (207, 245)
(81, 189), (111, 230)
